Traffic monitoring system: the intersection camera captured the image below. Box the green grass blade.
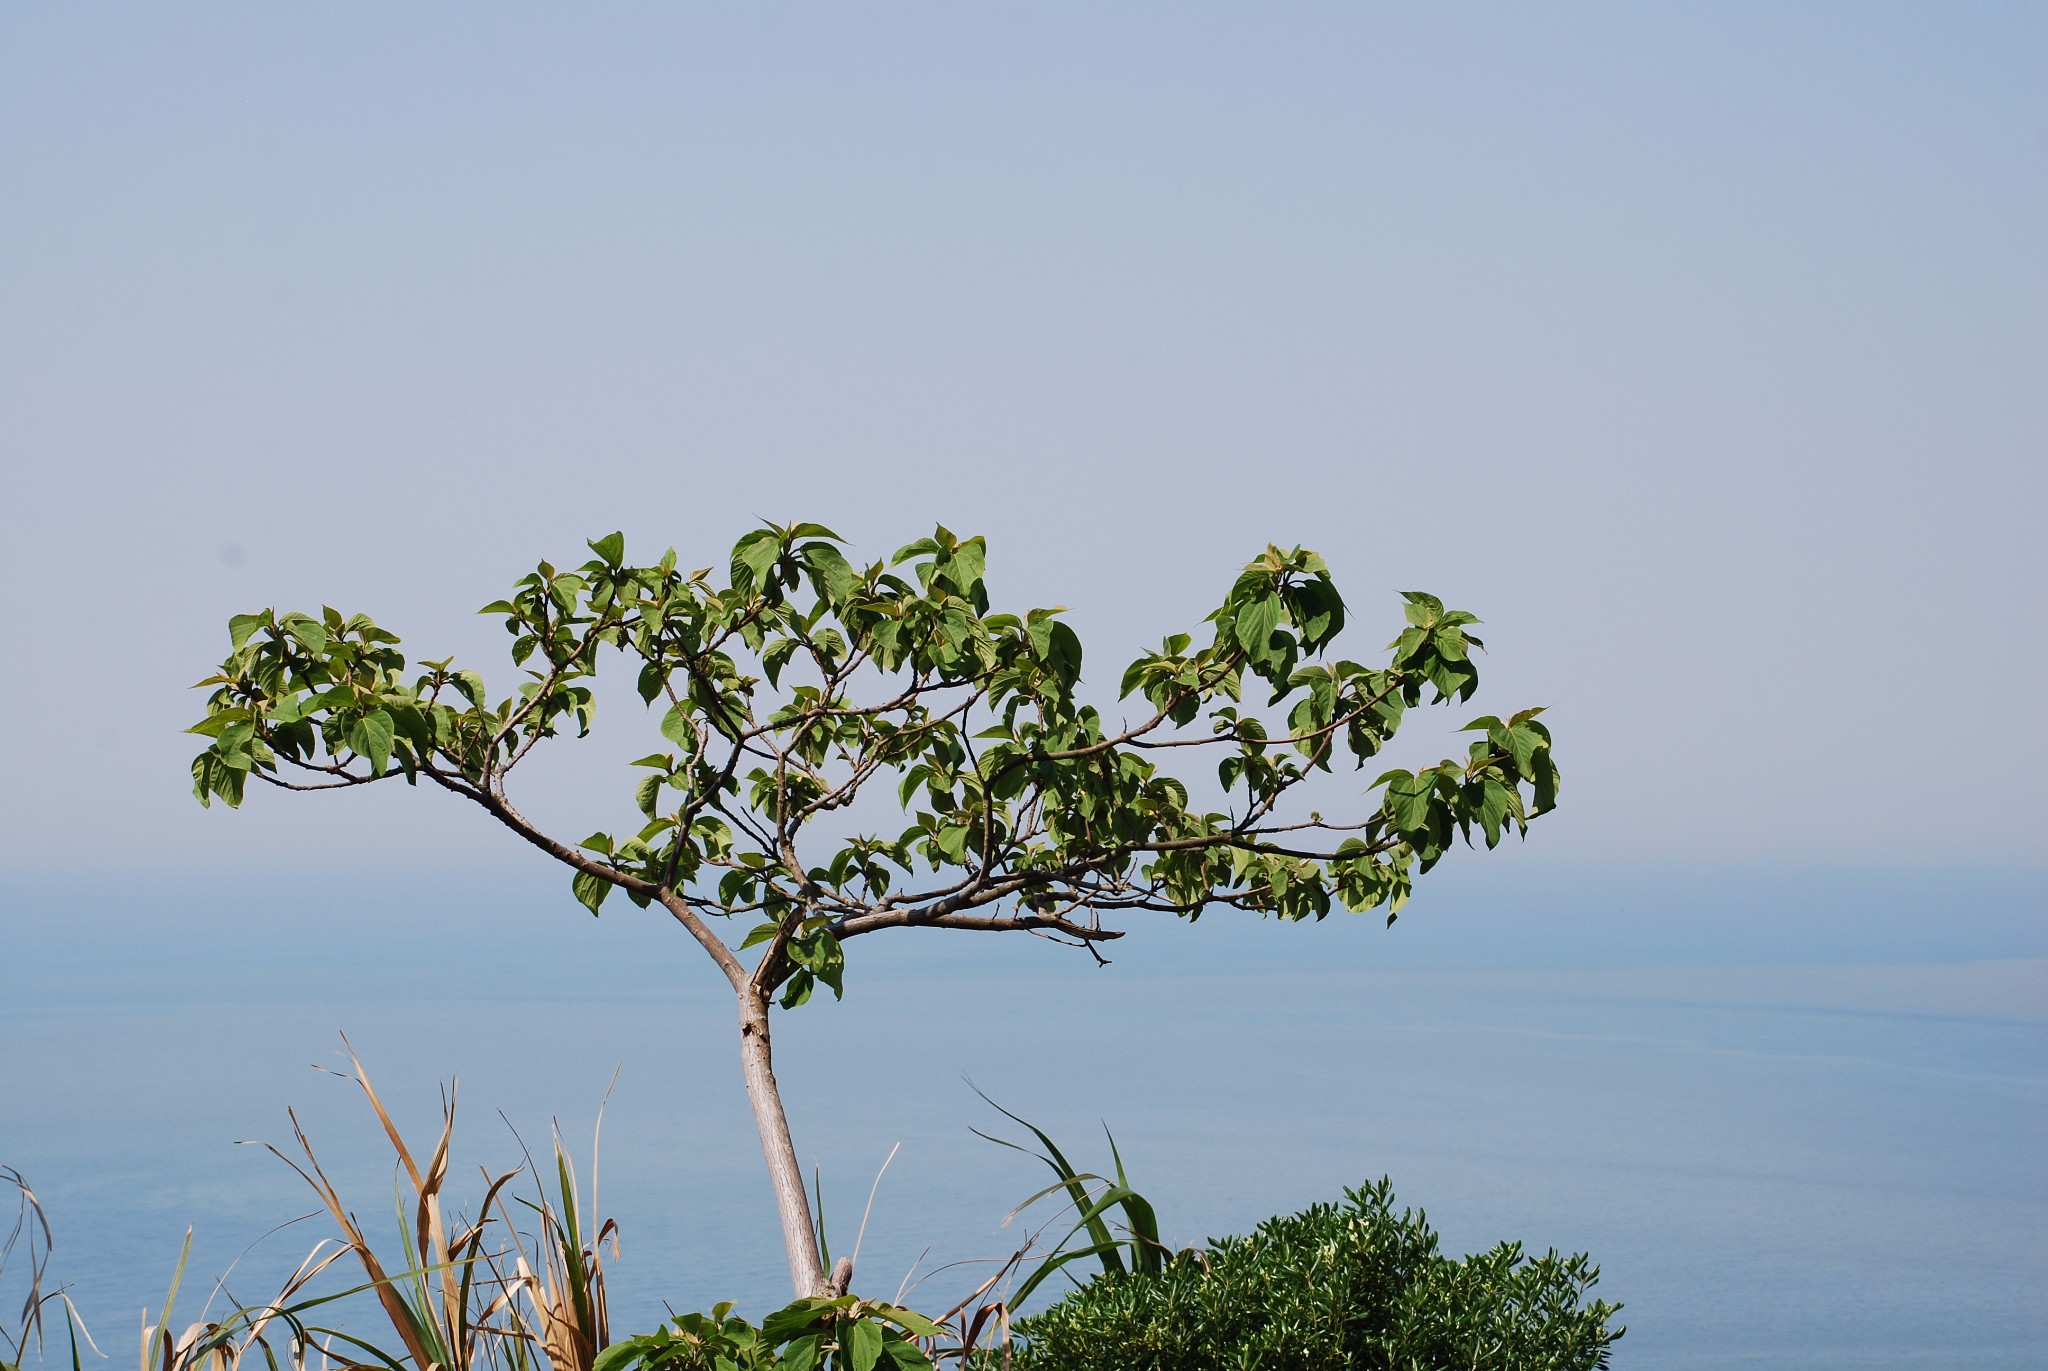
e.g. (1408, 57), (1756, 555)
(1010, 1243), (1123, 1308)
(1101, 1126), (1163, 1274)
(970, 1089), (1125, 1279)
(145, 1230), (193, 1371)
(812, 1165), (831, 1270)
(555, 1143), (592, 1318)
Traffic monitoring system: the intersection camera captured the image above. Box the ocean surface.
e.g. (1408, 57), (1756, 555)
(2, 865), (2042, 1369)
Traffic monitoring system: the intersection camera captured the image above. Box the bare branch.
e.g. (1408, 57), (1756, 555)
(834, 908), (1124, 942)
(418, 764), (657, 897)
(254, 772), (374, 793)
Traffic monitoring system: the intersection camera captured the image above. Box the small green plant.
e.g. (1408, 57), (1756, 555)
(1006, 1180), (1623, 1371)
(592, 1304), (772, 1371)
(596, 1298), (938, 1371)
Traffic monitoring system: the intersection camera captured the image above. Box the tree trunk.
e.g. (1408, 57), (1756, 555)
(737, 986), (828, 1298)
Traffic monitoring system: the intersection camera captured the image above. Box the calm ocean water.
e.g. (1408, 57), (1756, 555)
(2, 867), (2042, 1369)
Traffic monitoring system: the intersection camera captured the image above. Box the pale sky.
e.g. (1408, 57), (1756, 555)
(2, 2), (2042, 876)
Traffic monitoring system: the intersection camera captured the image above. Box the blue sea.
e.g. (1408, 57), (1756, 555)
(2, 865), (2042, 1369)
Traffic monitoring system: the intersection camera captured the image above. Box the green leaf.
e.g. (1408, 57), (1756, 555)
(1505, 725), (1542, 776)
(1400, 590), (1444, 624)
(732, 528), (784, 590)
(847, 1318), (883, 1371)
(349, 710), (395, 776)
(660, 705), (694, 748)
(778, 1335), (821, 1371)
(1479, 778), (1510, 847)
(890, 536), (941, 566)
(227, 612), (267, 649)
(802, 542), (860, 606)
(185, 710), (241, 738)
(1234, 594), (1281, 657)
(739, 922), (780, 950)
(1382, 770), (1433, 834)
(588, 531), (626, 566)
(1047, 620), (1084, 685)
(636, 661), (666, 704)
(947, 537), (987, 592)
(874, 1306), (941, 1340)
(934, 823), (971, 862)
(779, 971), (815, 1009)
(761, 1299), (833, 1343)
(572, 869), (611, 915)
(1118, 655), (1154, 700)
(882, 1339), (933, 1370)
(285, 615), (329, 654)
(762, 637), (802, 688)
(452, 669), (489, 707)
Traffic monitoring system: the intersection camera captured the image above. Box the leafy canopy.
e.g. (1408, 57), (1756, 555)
(187, 523), (1557, 1005)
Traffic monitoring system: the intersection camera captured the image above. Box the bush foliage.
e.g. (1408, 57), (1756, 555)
(1009, 1180), (1622, 1371)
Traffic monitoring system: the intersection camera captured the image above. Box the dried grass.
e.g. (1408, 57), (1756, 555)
(137, 1040), (617, 1371)
(3, 1165), (102, 1371)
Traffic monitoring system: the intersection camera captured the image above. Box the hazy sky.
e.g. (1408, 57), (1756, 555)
(2, 3), (2041, 875)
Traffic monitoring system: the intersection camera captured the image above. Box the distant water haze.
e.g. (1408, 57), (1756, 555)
(3, 866), (2042, 1369)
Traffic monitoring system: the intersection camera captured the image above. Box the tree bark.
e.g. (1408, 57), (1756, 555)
(737, 986), (828, 1298)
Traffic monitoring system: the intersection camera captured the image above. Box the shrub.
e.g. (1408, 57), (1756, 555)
(1008, 1180), (1622, 1371)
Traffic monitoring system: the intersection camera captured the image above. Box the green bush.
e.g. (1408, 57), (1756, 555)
(1009, 1180), (1622, 1371)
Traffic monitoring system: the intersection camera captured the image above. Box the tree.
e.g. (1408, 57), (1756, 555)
(184, 523), (1559, 1300)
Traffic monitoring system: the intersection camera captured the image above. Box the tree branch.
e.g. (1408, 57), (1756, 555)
(655, 888), (750, 990)
(418, 764), (657, 896)
(832, 908), (1124, 941)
